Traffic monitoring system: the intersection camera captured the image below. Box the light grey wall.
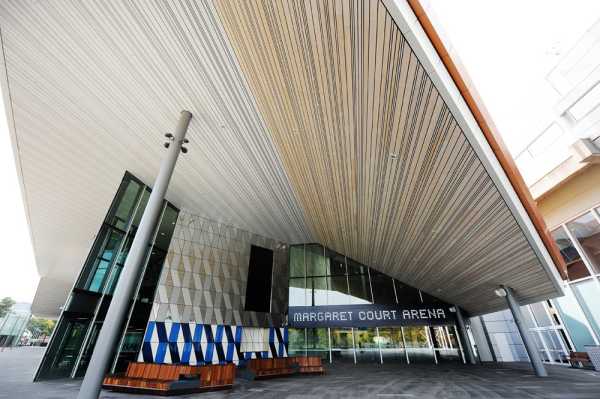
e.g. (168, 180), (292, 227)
(149, 210), (289, 328)
(480, 310), (529, 362)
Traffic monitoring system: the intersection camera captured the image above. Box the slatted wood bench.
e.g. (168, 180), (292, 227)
(569, 351), (594, 369)
(102, 362), (235, 396)
(244, 358), (295, 380)
(290, 356), (325, 374)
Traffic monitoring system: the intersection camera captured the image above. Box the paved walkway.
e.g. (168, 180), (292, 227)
(2, 347), (600, 398)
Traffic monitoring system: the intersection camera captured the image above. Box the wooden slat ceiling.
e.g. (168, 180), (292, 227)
(214, 0), (557, 313)
(0, 0), (558, 316)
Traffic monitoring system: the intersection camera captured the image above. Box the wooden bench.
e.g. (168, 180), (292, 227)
(569, 351), (594, 369)
(244, 358), (295, 380)
(289, 356), (325, 374)
(102, 362), (235, 396)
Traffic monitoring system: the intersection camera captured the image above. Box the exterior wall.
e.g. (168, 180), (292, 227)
(479, 310), (528, 362)
(537, 165), (600, 228)
(139, 210), (289, 365)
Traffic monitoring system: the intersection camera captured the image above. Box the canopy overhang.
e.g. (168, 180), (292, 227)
(0, 0), (564, 318)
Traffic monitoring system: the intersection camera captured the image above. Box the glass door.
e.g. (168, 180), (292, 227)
(354, 328), (380, 363)
(330, 328), (355, 363)
(378, 327), (407, 363)
(403, 326), (434, 363)
(431, 326), (461, 363)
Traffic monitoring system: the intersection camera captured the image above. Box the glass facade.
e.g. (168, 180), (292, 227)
(288, 244), (462, 365)
(480, 205), (600, 365)
(35, 172), (179, 380)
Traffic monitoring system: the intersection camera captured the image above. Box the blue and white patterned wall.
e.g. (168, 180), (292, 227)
(139, 321), (288, 365)
(139, 211), (290, 364)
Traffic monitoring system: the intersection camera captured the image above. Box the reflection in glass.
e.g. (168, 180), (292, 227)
(348, 274), (372, 304)
(370, 270), (396, 304)
(554, 288), (596, 351)
(394, 280), (421, 304)
(327, 275), (350, 305)
(289, 245), (305, 278)
(378, 327), (406, 363)
(572, 280), (600, 340)
(289, 278), (308, 306)
(306, 328), (329, 361)
(566, 212), (600, 273)
(287, 328), (306, 356)
(330, 328), (355, 363)
(403, 326), (433, 363)
(308, 277), (328, 306)
(327, 251), (346, 275)
(431, 326), (460, 363)
(306, 245), (327, 276)
(551, 227), (589, 280)
(354, 328), (379, 363)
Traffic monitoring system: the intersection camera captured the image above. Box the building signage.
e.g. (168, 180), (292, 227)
(288, 304), (455, 328)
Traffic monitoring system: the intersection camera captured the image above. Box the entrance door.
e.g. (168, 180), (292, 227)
(330, 328), (355, 363)
(403, 326), (434, 363)
(431, 326), (461, 363)
(354, 328), (380, 363)
(378, 327), (407, 363)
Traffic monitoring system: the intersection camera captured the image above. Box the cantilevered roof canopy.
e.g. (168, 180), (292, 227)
(1, 0), (563, 318)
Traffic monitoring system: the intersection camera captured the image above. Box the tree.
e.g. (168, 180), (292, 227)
(0, 297), (15, 318)
(27, 317), (56, 338)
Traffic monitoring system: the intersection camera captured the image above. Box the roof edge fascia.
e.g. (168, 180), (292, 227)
(382, 0), (566, 299)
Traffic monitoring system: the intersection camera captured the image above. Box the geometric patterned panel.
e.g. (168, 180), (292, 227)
(150, 210), (289, 328)
(138, 321), (288, 365)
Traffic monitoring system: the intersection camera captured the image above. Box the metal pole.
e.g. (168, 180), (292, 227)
(502, 286), (548, 377)
(454, 305), (476, 364)
(77, 111), (192, 399)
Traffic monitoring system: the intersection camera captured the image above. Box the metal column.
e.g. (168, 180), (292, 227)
(454, 305), (476, 364)
(77, 111), (192, 399)
(503, 285), (548, 377)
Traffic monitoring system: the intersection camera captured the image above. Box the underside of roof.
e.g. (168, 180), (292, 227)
(0, 0), (562, 317)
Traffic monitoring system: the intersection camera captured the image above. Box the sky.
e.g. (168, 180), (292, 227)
(1, 1), (600, 306)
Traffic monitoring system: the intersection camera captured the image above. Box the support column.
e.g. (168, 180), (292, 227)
(454, 305), (476, 364)
(502, 285), (548, 377)
(77, 111), (192, 399)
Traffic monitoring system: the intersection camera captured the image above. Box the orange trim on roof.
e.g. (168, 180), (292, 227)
(407, 0), (567, 280)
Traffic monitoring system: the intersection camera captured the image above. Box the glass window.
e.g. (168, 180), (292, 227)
(326, 251), (346, 275)
(403, 326), (433, 363)
(155, 205), (178, 251)
(551, 227), (590, 280)
(354, 328), (379, 363)
(369, 269), (396, 304)
(346, 258), (366, 275)
(131, 189), (150, 228)
(308, 277), (328, 306)
(394, 280), (421, 305)
(566, 212), (600, 273)
(530, 303), (552, 327)
(327, 275), (350, 305)
(289, 278), (308, 306)
(572, 280), (600, 340)
(306, 328), (329, 361)
(347, 274), (372, 304)
(554, 288), (596, 351)
(287, 328), (306, 356)
(330, 328), (355, 363)
(305, 245), (327, 276)
(289, 246), (305, 278)
(378, 327), (406, 363)
(111, 179), (142, 230)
